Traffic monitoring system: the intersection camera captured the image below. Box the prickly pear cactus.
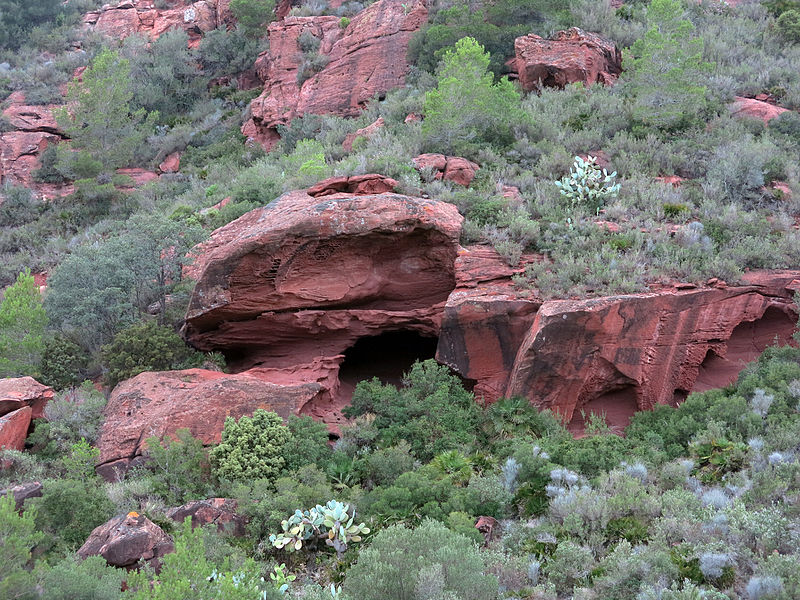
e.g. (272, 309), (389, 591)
(554, 155), (620, 211)
(269, 500), (370, 558)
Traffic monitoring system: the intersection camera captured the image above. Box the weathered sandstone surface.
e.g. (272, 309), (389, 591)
(0, 377), (54, 420)
(242, 0), (427, 149)
(0, 407), (32, 451)
(412, 154), (480, 187)
(95, 368), (321, 477)
(730, 96), (789, 123)
(513, 28), (622, 90)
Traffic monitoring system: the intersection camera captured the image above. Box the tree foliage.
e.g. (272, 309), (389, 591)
(422, 37), (526, 156)
(0, 269), (47, 378)
(230, 0), (276, 36)
(0, 493), (43, 600)
(621, 0), (715, 133)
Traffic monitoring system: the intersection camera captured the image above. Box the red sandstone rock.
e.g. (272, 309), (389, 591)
(513, 28), (622, 91)
(86, 0), (225, 44)
(166, 498), (246, 535)
(0, 131), (62, 189)
(475, 515), (499, 545)
(158, 151), (181, 173)
(655, 175), (686, 187)
(2, 95), (61, 134)
(437, 246), (541, 402)
(182, 190), (462, 427)
(343, 117), (385, 151)
(0, 482), (42, 509)
(243, 0), (427, 150)
(0, 377), (54, 420)
(116, 168), (159, 187)
(78, 512), (174, 569)
(412, 154), (480, 186)
(0, 407), (32, 451)
(306, 173), (398, 196)
(505, 271), (800, 431)
(95, 369), (322, 478)
(730, 97), (789, 123)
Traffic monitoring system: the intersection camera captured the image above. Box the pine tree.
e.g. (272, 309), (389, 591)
(0, 270), (47, 378)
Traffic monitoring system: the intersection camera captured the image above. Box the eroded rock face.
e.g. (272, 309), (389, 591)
(243, 0), (427, 150)
(437, 246), (541, 402)
(167, 498), (246, 536)
(506, 272), (800, 431)
(85, 0), (225, 46)
(183, 190), (463, 426)
(0, 377), (54, 420)
(78, 512), (174, 569)
(0, 407), (32, 451)
(513, 28), (622, 91)
(730, 96), (789, 124)
(412, 154), (480, 187)
(95, 369), (322, 478)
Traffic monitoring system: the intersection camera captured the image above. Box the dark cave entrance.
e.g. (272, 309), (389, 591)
(567, 385), (639, 435)
(337, 331), (440, 400)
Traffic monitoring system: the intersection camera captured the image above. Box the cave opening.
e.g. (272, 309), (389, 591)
(567, 385), (639, 435)
(337, 331), (440, 401)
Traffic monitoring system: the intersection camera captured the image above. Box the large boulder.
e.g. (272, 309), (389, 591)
(85, 0), (225, 45)
(78, 512), (174, 569)
(513, 27), (622, 91)
(0, 407), (32, 451)
(0, 377), (54, 420)
(182, 189), (462, 427)
(95, 369), (322, 478)
(437, 246), (541, 402)
(166, 498), (246, 536)
(730, 96), (789, 124)
(505, 272), (800, 431)
(243, 0), (427, 150)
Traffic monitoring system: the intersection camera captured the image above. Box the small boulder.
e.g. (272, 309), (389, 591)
(412, 154), (479, 186)
(166, 498), (246, 536)
(0, 482), (43, 509)
(77, 512), (174, 570)
(730, 97), (788, 124)
(158, 151), (181, 174)
(306, 173), (398, 197)
(0, 407), (32, 451)
(475, 515), (499, 545)
(342, 117), (385, 151)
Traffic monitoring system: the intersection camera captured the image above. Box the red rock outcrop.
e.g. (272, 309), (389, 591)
(243, 0), (427, 150)
(505, 272), (800, 431)
(84, 0), (226, 46)
(342, 117), (385, 152)
(78, 512), (174, 569)
(412, 154), (480, 187)
(436, 247), (541, 402)
(0, 482), (43, 509)
(0, 407), (32, 451)
(158, 151), (181, 174)
(166, 498), (246, 535)
(0, 377), (54, 420)
(730, 96), (789, 124)
(95, 368), (322, 478)
(306, 173), (398, 196)
(513, 28), (622, 91)
(182, 189), (462, 426)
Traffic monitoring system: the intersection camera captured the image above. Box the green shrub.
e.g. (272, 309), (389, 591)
(777, 9), (800, 43)
(281, 415), (332, 472)
(144, 428), (213, 505)
(0, 269), (47, 378)
(0, 492), (43, 600)
(344, 359), (482, 461)
(40, 554), (124, 600)
(101, 321), (204, 387)
(0, 185), (39, 227)
(343, 519), (499, 600)
(39, 335), (90, 390)
(230, 0), (277, 35)
(339, 16), (351, 28)
(32, 478), (115, 550)
(210, 409), (290, 483)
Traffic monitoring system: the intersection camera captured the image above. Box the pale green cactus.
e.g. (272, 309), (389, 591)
(269, 500), (370, 558)
(554, 155), (620, 211)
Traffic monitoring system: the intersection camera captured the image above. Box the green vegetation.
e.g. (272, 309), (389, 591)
(0, 270), (47, 378)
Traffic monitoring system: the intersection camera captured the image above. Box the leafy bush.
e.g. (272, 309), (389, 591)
(101, 320), (205, 387)
(230, 0), (277, 35)
(40, 554), (124, 600)
(39, 335), (90, 390)
(144, 428), (213, 505)
(282, 415), (332, 472)
(0, 492), (43, 600)
(343, 518), (499, 600)
(210, 409), (290, 483)
(0, 269), (47, 378)
(344, 359), (482, 461)
(777, 9), (800, 43)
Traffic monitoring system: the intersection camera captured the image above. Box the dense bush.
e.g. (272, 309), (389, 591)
(343, 519), (499, 600)
(0, 269), (47, 378)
